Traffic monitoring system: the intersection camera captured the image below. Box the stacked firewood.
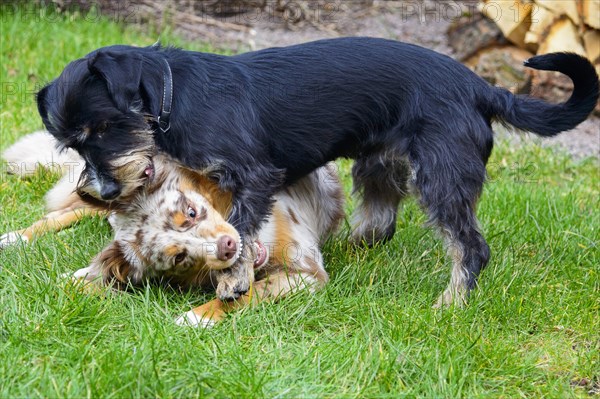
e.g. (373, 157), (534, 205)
(480, 0), (599, 74)
(449, 1), (599, 112)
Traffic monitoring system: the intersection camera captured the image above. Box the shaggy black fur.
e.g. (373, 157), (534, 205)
(37, 37), (599, 302)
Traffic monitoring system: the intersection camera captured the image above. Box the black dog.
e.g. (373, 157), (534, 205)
(37, 38), (599, 305)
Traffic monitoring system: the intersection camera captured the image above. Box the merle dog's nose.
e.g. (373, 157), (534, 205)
(216, 235), (237, 261)
(100, 181), (121, 200)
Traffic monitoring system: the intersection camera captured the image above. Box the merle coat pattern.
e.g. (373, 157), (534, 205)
(37, 37), (599, 305)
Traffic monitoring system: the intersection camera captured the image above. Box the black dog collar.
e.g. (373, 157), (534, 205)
(158, 57), (173, 133)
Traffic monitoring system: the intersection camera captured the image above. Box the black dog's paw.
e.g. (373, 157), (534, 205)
(216, 277), (250, 300)
(215, 261), (253, 300)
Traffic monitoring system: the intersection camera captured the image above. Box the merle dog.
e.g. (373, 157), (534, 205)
(37, 37), (599, 305)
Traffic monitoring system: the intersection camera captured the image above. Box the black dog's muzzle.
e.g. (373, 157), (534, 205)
(100, 179), (121, 200)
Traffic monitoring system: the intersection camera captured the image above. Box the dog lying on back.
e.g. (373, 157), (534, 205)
(1, 131), (344, 326)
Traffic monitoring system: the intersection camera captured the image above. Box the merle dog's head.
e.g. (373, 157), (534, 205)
(37, 45), (165, 202)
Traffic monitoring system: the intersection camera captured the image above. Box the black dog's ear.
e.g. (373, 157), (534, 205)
(88, 51), (143, 112)
(37, 85), (50, 125)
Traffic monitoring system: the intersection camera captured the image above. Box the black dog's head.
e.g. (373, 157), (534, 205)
(37, 45), (165, 202)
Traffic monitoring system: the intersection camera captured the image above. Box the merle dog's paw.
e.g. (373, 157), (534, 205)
(0, 232), (28, 250)
(175, 310), (217, 328)
(216, 274), (250, 300)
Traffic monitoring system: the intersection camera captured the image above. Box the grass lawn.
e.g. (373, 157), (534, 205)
(1, 6), (598, 398)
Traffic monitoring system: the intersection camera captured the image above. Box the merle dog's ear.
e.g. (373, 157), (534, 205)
(92, 241), (133, 290)
(88, 51), (143, 112)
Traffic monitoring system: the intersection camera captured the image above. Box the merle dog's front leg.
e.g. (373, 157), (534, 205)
(214, 164), (284, 301)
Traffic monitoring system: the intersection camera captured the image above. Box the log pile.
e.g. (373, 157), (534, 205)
(449, 0), (599, 113)
(479, 0), (598, 69)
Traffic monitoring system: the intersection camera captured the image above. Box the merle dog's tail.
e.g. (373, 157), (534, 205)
(488, 52), (599, 136)
(2, 130), (81, 177)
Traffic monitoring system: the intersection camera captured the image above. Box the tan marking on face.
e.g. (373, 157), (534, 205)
(166, 194), (206, 231)
(172, 212), (187, 228)
(193, 203), (238, 241)
(178, 169), (233, 217)
(215, 224), (235, 235)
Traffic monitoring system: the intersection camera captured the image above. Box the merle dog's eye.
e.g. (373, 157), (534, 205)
(187, 207), (196, 219)
(174, 252), (186, 265)
(97, 121), (109, 134)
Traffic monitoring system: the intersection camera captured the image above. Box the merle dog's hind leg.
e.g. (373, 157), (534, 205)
(351, 150), (410, 246)
(410, 126), (492, 307)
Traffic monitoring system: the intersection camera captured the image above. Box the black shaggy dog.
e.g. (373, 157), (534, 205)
(37, 37), (599, 306)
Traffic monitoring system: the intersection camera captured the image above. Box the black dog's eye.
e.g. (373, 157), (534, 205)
(174, 252), (186, 265)
(96, 121), (109, 134)
(187, 206), (196, 219)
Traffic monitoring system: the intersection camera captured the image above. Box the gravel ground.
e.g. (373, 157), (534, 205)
(174, 0), (599, 159)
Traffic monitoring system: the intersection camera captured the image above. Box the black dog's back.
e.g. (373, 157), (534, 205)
(231, 38), (494, 178)
(169, 38), (597, 181)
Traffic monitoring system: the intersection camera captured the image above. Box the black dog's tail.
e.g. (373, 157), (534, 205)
(488, 52), (599, 137)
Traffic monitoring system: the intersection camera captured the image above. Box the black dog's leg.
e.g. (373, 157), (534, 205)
(429, 199), (490, 308)
(212, 163), (285, 300)
(215, 194), (272, 300)
(351, 151), (410, 246)
(410, 129), (491, 307)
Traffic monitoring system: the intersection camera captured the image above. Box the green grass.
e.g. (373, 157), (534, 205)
(1, 6), (599, 398)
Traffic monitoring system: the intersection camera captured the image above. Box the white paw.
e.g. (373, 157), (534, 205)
(0, 232), (28, 249)
(60, 266), (100, 282)
(175, 310), (216, 328)
(59, 272), (73, 280)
